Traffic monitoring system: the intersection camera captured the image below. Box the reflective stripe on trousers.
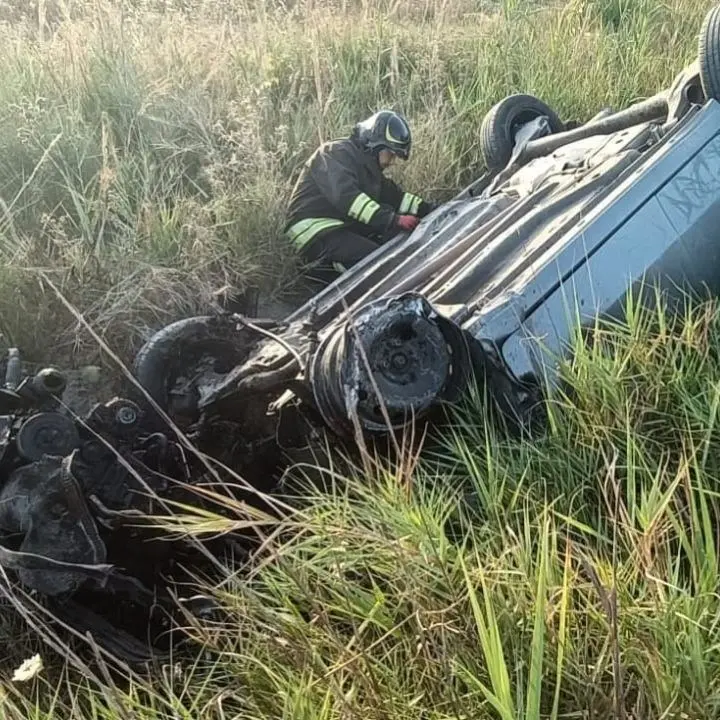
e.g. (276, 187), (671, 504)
(285, 217), (345, 249)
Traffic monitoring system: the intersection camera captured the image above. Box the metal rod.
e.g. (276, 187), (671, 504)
(517, 93), (669, 163)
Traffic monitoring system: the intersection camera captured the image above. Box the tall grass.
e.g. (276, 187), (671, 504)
(6, 294), (720, 717)
(2, 0), (720, 717)
(0, 0), (711, 364)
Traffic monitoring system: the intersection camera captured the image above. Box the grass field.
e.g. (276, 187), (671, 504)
(0, 0), (710, 365)
(2, 0), (720, 717)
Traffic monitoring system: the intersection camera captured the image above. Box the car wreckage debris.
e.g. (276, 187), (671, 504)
(0, 350), (234, 664)
(0, 455), (107, 597)
(6, 3), (720, 668)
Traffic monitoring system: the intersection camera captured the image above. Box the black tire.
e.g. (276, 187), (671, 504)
(132, 315), (256, 417)
(480, 94), (564, 171)
(699, 5), (720, 101)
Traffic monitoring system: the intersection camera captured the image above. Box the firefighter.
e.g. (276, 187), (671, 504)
(283, 110), (436, 274)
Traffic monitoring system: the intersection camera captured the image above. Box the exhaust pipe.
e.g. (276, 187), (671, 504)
(518, 92), (669, 163)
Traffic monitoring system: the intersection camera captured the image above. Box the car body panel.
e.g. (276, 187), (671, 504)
(467, 101), (720, 382)
(282, 99), (720, 392)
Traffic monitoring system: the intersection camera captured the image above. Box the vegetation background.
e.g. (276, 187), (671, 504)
(2, 0), (720, 718)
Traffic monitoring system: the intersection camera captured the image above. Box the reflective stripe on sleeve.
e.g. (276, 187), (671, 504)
(349, 193), (371, 219)
(400, 192), (422, 215)
(359, 199), (379, 223)
(349, 193), (381, 224)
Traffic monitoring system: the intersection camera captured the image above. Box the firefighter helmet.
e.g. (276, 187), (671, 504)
(353, 110), (412, 159)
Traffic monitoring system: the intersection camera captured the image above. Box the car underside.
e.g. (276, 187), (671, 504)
(4, 4), (720, 666)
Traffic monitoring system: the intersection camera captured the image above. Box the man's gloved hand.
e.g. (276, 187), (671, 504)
(395, 214), (420, 232)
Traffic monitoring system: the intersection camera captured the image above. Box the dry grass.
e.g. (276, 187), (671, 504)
(1, 0), (720, 717)
(0, 0), (710, 366)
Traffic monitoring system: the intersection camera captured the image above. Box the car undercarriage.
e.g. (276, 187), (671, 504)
(5, 4), (720, 667)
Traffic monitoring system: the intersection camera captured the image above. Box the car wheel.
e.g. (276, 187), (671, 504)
(480, 93), (564, 171)
(132, 315), (255, 421)
(699, 4), (720, 101)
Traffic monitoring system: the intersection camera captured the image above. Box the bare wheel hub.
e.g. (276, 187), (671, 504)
(309, 293), (468, 434)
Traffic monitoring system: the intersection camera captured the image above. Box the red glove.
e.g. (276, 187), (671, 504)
(395, 214), (419, 232)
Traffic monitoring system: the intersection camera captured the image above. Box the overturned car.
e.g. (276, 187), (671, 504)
(4, 4), (720, 665)
(133, 8), (720, 451)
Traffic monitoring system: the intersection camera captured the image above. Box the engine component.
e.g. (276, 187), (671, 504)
(0, 455), (107, 597)
(4, 348), (21, 390)
(84, 397), (143, 441)
(32, 367), (67, 399)
(104, 397), (142, 435)
(15, 412), (81, 462)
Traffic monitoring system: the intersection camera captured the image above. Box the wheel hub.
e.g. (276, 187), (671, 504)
(359, 314), (450, 421)
(309, 293), (469, 434)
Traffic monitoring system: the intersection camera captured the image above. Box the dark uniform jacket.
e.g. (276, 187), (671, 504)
(284, 136), (432, 251)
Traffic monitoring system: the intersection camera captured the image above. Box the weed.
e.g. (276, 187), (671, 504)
(1, 1), (720, 718)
